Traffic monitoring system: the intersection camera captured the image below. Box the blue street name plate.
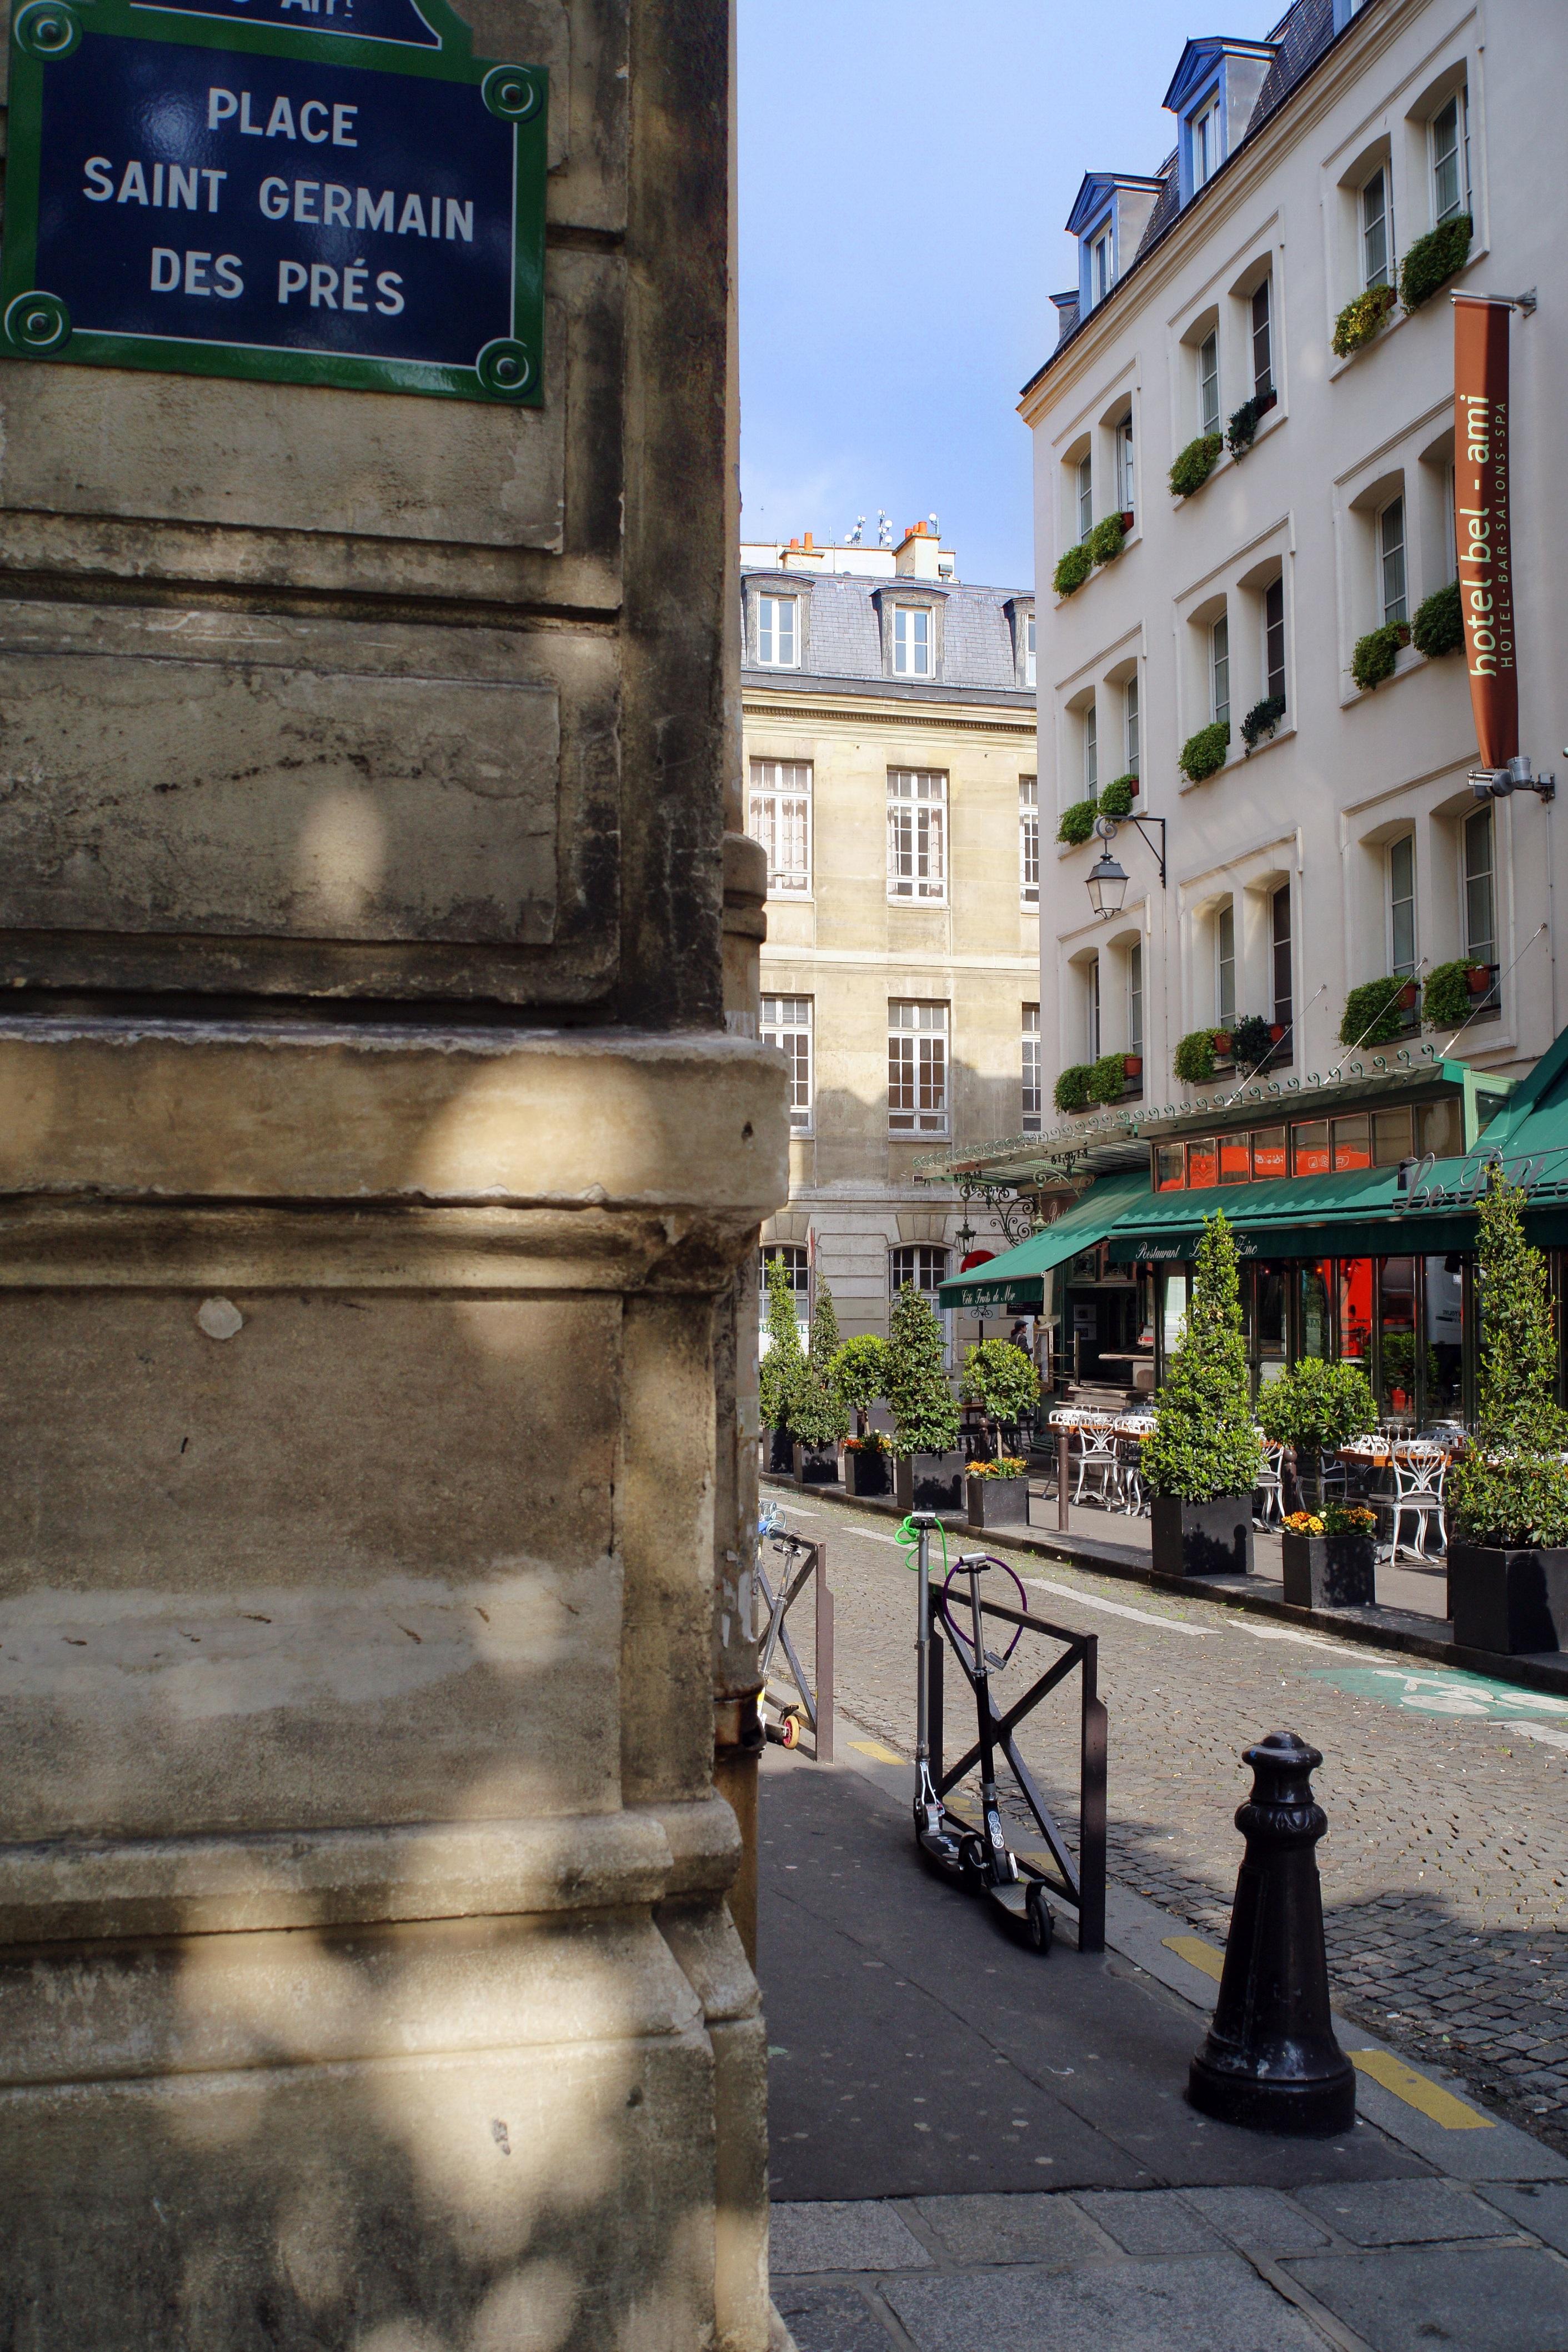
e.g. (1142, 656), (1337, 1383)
(0, 0), (547, 402)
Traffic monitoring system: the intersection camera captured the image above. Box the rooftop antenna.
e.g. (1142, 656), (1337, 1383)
(928, 512), (940, 538)
(845, 515), (865, 546)
(877, 509), (893, 547)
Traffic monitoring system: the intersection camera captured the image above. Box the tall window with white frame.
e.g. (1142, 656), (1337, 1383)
(1271, 882), (1293, 1041)
(892, 603), (934, 678)
(748, 758), (811, 897)
(1083, 700), (1098, 797)
(1379, 494), (1407, 625)
(1210, 612), (1230, 727)
(755, 592), (799, 668)
(1431, 88), (1469, 224)
(760, 994), (813, 1133)
(1086, 958), (1101, 1061)
(1115, 415), (1135, 514)
(1021, 1005), (1041, 1134)
(1128, 942), (1144, 1062)
(1090, 224), (1112, 304)
(887, 769), (946, 902)
(1018, 777), (1039, 907)
(758, 1243), (809, 1334)
(1251, 276), (1273, 398)
(1191, 94), (1220, 188)
(1076, 456), (1093, 543)
(1215, 903), (1236, 1029)
(1361, 164), (1391, 288)
(1387, 835), (1417, 1031)
(1198, 330), (1220, 435)
(1124, 673), (1140, 780)
(889, 1244), (949, 1305)
(1023, 608), (1036, 688)
(888, 1000), (948, 1135)
(1462, 806), (1497, 1007)
(1262, 578), (1285, 710)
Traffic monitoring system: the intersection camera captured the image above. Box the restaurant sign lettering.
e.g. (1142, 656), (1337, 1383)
(0, 0), (546, 402)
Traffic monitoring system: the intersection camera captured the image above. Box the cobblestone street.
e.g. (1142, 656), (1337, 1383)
(765, 1489), (1568, 2153)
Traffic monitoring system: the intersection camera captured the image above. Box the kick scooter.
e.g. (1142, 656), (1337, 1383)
(909, 1510), (1054, 1953)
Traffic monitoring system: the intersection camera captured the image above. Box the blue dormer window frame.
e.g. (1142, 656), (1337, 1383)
(1184, 83), (1223, 197)
(1164, 36), (1275, 208)
(1081, 209), (1114, 311)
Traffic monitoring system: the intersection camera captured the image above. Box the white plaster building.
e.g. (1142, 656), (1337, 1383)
(1025, 0), (1565, 1120)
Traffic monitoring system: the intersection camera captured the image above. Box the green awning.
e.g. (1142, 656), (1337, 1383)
(937, 1170), (1150, 1310)
(1103, 1160), (1500, 1263)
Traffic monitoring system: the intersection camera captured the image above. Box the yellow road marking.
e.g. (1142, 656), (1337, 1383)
(1349, 2049), (1494, 2129)
(848, 1739), (904, 1765)
(1161, 1933), (1226, 1982)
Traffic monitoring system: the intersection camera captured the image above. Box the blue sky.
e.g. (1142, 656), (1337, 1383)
(738, 0), (1283, 591)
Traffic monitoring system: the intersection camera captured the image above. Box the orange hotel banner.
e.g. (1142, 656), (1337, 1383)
(1453, 294), (1519, 771)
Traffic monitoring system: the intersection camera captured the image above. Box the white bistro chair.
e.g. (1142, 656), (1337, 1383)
(1253, 1435), (1286, 1529)
(1380, 1443), (1449, 1564)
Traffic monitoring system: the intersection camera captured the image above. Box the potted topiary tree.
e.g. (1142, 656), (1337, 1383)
(831, 1333), (891, 1497)
(1143, 1213), (1261, 1577)
(1446, 1172), (1568, 1654)
(886, 1282), (964, 1512)
(961, 1339), (1040, 1527)
(759, 1251), (805, 1476)
(1256, 1357), (1377, 1513)
(791, 1277), (849, 1484)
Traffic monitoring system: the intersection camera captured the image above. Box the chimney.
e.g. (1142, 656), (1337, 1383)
(895, 521), (943, 581)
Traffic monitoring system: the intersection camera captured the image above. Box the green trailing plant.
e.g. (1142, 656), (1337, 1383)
(1179, 720), (1230, 783)
(1088, 1052), (1128, 1107)
(1053, 542), (1094, 598)
(759, 1252), (805, 1433)
(1055, 1063), (1094, 1113)
(1256, 1355), (1377, 1509)
(1229, 1013), (1275, 1072)
(960, 1338), (1040, 1455)
(1332, 280), (1397, 358)
(1098, 773), (1138, 819)
(830, 1333), (888, 1438)
(1142, 1214), (1261, 1503)
(1399, 214), (1472, 312)
(1338, 975), (1409, 1050)
(885, 1283), (959, 1459)
(1447, 1172), (1568, 1548)
(1411, 578), (1464, 659)
(1169, 433), (1223, 498)
(1057, 797), (1098, 846)
(1085, 514), (1125, 566)
(1225, 392), (1273, 459)
(1240, 693), (1286, 749)
(1173, 1029), (1217, 1087)
(1351, 620), (1410, 692)
(1422, 957), (1478, 1033)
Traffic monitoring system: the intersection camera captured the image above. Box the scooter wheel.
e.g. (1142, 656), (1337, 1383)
(1025, 1884), (1054, 1955)
(958, 1833), (987, 1890)
(779, 1713), (801, 1749)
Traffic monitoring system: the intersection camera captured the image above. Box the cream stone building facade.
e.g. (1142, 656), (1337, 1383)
(742, 526), (1040, 1345)
(1025, 0), (1565, 1121)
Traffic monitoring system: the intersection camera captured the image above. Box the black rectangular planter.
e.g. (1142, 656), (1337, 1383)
(1150, 1493), (1254, 1578)
(844, 1448), (891, 1499)
(894, 1452), (967, 1514)
(1281, 1531), (1376, 1610)
(1448, 1540), (1568, 1655)
(966, 1475), (1027, 1530)
(793, 1443), (840, 1488)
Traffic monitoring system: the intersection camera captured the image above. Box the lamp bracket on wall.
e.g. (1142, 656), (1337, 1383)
(1086, 811), (1166, 919)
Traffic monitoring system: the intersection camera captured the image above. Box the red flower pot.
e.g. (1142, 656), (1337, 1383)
(1120, 509), (1135, 532)
(1396, 982), (1418, 1010)
(1466, 965), (1492, 995)
(1211, 1030), (1233, 1057)
(1268, 1023), (1286, 1044)
(1124, 1054), (1143, 1078)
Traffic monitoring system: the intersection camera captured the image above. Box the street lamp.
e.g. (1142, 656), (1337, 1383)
(1083, 809), (1166, 919)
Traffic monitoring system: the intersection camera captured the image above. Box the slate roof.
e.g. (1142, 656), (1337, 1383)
(1031, 0), (1378, 386)
(741, 569), (1033, 703)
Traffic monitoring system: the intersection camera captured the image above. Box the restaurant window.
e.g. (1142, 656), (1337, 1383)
(1338, 1259), (1374, 1368)
(1216, 900), (1236, 1029)
(1332, 1114), (1371, 1172)
(1263, 578), (1285, 708)
(1198, 329), (1220, 436)
(1156, 1144), (1184, 1191)
(1377, 1257), (1419, 1422)
(1187, 1137), (1218, 1189)
(755, 593), (799, 669)
(1251, 276), (1273, 399)
(748, 759), (812, 897)
(1219, 1132), (1251, 1185)
(1462, 804), (1496, 987)
(1271, 882), (1293, 1039)
(1424, 1253), (1465, 1420)
(1299, 1260), (1334, 1358)
(1019, 776), (1039, 905)
(887, 769), (946, 902)
(890, 1244), (948, 1300)
(760, 995), (814, 1133)
(1161, 1270), (1189, 1355)
(1417, 1096), (1464, 1159)
(1379, 494), (1407, 627)
(1022, 1004), (1041, 1134)
(1210, 612), (1230, 728)
(1255, 1260), (1288, 1379)
(1125, 674), (1140, 779)
(1388, 834), (1416, 978)
(1292, 1121), (1330, 1176)
(1128, 942), (1144, 1060)
(1361, 165), (1391, 290)
(888, 1000), (948, 1134)
(1372, 1107), (1413, 1167)
(1253, 1125), (1286, 1179)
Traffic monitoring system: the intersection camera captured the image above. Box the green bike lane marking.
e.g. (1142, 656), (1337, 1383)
(1307, 1660), (1568, 1743)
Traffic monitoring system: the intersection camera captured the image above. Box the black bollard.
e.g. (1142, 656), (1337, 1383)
(1187, 1730), (1356, 2136)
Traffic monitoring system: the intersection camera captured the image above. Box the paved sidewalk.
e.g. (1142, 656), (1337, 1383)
(760, 1743), (1568, 2352)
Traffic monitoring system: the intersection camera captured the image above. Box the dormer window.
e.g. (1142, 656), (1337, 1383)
(1090, 224), (1113, 305)
(1191, 95), (1221, 188)
(893, 605), (933, 678)
(757, 592), (799, 668)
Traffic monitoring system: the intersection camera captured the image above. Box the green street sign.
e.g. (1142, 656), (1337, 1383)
(0, 0), (547, 402)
